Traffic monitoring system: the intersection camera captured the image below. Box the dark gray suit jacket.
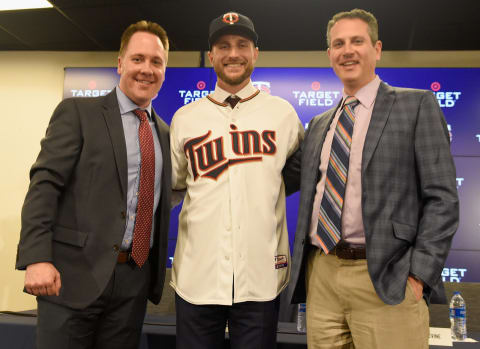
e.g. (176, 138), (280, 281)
(286, 82), (459, 305)
(16, 89), (171, 309)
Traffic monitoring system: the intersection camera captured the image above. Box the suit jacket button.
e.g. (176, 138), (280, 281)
(113, 245), (119, 252)
(121, 211), (126, 219)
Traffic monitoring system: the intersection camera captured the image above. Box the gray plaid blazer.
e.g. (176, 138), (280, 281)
(285, 82), (459, 305)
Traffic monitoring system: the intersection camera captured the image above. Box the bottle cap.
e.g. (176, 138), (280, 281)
(454, 291), (461, 295)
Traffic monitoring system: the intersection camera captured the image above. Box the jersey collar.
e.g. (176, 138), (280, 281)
(207, 80), (260, 107)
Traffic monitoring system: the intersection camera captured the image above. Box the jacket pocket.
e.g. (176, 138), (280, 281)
(52, 226), (88, 247)
(392, 220), (417, 243)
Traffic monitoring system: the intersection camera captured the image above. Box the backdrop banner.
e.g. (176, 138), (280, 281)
(64, 67), (480, 282)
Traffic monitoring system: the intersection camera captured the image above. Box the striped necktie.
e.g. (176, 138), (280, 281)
(316, 96), (359, 254)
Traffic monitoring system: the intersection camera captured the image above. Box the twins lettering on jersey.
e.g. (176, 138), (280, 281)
(184, 124), (277, 180)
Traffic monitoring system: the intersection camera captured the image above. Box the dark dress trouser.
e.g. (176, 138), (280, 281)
(175, 293), (280, 349)
(36, 260), (150, 349)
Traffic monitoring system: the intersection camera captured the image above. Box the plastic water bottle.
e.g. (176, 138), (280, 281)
(449, 291), (467, 340)
(297, 303), (306, 333)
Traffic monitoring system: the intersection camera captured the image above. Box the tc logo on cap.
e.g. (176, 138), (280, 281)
(222, 12), (239, 24)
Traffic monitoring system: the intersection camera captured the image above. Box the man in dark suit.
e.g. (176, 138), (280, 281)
(15, 20), (171, 349)
(286, 9), (459, 349)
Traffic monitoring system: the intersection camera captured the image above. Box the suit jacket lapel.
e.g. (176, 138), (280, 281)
(102, 89), (128, 199)
(362, 82), (395, 173)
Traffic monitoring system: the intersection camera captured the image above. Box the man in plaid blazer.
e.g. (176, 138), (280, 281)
(285, 9), (459, 349)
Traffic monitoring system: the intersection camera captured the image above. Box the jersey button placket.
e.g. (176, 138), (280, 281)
(226, 116), (238, 301)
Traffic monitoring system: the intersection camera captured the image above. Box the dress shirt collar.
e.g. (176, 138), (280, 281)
(342, 75), (381, 109)
(115, 86), (153, 119)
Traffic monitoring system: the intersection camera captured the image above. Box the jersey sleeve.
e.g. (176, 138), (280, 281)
(170, 112), (189, 190)
(286, 104), (305, 158)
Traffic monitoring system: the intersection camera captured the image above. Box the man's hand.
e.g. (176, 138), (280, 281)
(407, 275), (424, 302)
(25, 262), (61, 296)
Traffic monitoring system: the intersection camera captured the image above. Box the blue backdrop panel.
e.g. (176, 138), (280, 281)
(63, 67), (480, 281)
(451, 157), (480, 250)
(443, 250), (480, 283)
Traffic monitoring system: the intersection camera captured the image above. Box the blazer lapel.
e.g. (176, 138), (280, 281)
(102, 89), (128, 199)
(362, 82), (395, 173)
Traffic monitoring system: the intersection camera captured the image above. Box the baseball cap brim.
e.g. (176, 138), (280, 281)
(209, 26), (258, 47)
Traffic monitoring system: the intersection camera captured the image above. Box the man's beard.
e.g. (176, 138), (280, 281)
(214, 62), (254, 86)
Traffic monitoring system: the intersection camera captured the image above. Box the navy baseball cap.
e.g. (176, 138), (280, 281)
(208, 12), (258, 48)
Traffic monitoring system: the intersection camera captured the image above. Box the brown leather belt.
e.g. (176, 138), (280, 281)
(117, 251), (132, 263)
(331, 242), (366, 260)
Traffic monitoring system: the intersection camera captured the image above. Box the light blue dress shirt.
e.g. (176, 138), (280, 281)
(116, 87), (163, 250)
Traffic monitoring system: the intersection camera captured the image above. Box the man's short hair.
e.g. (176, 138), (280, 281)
(119, 20), (169, 56)
(326, 9), (378, 47)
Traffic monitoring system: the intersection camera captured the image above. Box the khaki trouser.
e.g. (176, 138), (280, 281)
(306, 249), (429, 349)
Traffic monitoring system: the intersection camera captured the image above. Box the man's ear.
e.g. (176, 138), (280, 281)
(117, 55), (123, 75)
(375, 40), (382, 61)
(253, 46), (259, 63)
(207, 50), (214, 65)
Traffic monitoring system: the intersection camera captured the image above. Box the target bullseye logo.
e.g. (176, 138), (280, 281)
(311, 81), (321, 91)
(197, 81), (206, 90)
(88, 80), (97, 89)
(431, 82), (441, 91)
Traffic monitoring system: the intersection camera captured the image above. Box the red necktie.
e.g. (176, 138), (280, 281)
(131, 109), (155, 267)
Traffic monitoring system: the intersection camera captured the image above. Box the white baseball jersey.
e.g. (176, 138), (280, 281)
(170, 81), (304, 305)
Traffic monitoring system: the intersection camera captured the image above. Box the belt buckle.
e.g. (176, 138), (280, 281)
(336, 245), (351, 259)
(347, 246), (358, 259)
(334, 243), (364, 259)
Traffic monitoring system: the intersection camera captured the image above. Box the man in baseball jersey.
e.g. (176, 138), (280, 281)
(286, 8), (459, 349)
(170, 11), (304, 349)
